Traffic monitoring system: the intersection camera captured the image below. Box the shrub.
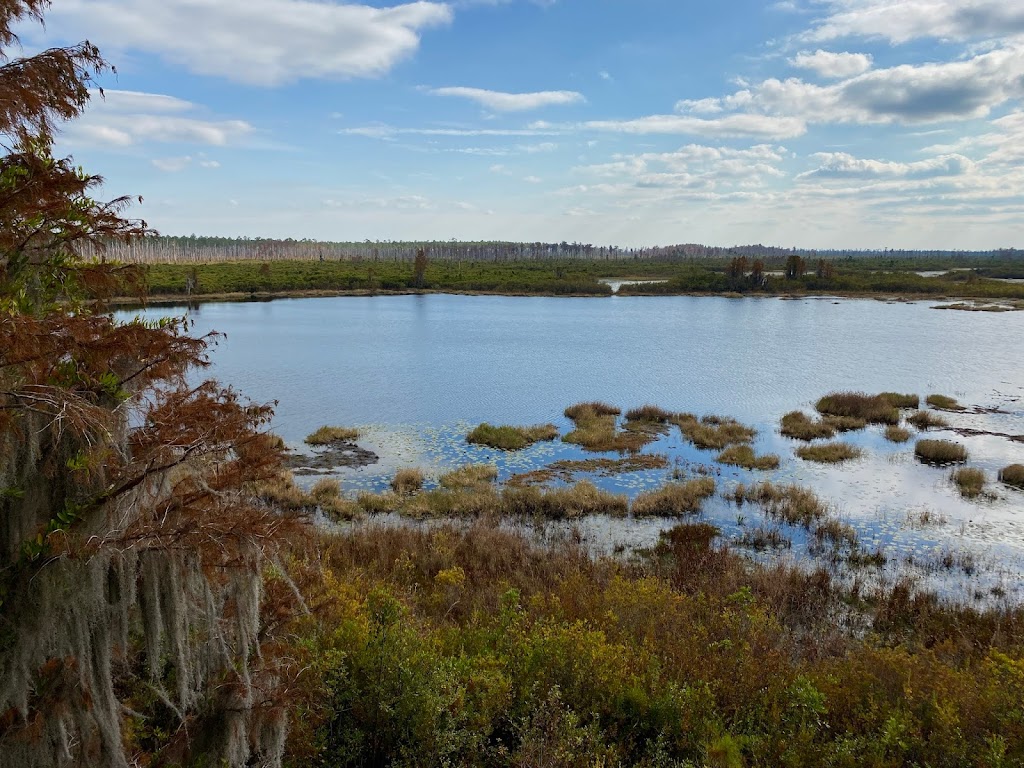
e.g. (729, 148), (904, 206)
(999, 464), (1024, 489)
(915, 439), (968, 465)
(306, 425), (360, 445)
(885, 425), (911, 443)
(815, 392), (899, 424)
(780, 411), (835, 441)
(796, 442), (863, 464)
(467, 423), (559, 451)
(391, 468), (425, 495)
(716, 445), (780, 470)
(951, 468), (986, 499)
(879, 392), (920, 409)
(632, 478), (716, 517)
(675, 414), (756, 450)
(927, 394), (965, 411)
(907, 410), (949, 430)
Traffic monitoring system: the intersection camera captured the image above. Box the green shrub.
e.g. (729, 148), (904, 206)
(915, 439), (968, 465)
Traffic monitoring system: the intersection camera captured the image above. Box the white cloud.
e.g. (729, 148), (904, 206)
(65, 89), (254, 147)
(152, 156), (193, 172)
(789, 50), (873, 78)
(430, 87), (585, 111)
(40, 0), (453, 86)
(804, 0), (1024, 44)
(579, 114), (807, 139)
(523, 175), (543, 183)
(797, 151), (973, 180)
(340, 124), (562, 138)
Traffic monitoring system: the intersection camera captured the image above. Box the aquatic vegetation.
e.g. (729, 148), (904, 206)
(731, 482), (830, 528)
(822, 415), (867, 432)
(466, 422), (559, 451)
(779, 410), (836, 441)
(439, 464), (499, 490)
(737, 525), (791, 550)
(999, 464), (1024, 489)
(927, 394), (966, 411)
(815, 392), (899, 424)
(907, 410), (950, 430)
(503, 481), (629, 519)
(624, 404), (674, 422)
(675, 413), (756, 449)
(796, 442), (863, 464)
(391, 467), (425, 495)
(305, 425), (360, 445)
(564, 401), (654, 453)
(951, 467), (986, 499)
(716, 445), (780, 470)
(885, 425), (912, 443)
(879, 392), (921, 409)
(915, 439), (968, 465)
(356, 491), (402, 514)
(506, 455), (669, 487)
(631, 478), (717, 517)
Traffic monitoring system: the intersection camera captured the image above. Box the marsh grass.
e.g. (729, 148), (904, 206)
(305, 425), (360, 445)
(675, 413), (756, 450)
(915, 439), (968, 465)
(503, 481), (629, 519)
(885, 425), (912, 443)
(738, 525), (791, 551)
(391, 467), (425, 495)
(439, 464), (499, 490)
(907, 410), (950, 430)
(780, 411), (835, 441)
(815, 392), (899, 424)
(951, 467), (986, 499)
(716, 445), (780, 470)
(356, 491), (402, 514)
(731, 482), (830, 528)
(999, 464), (1024, 489)
(506, 455), (669, 487)
(255, 471), (362, 520)
(624, 404), (674, 422)
(631, 478), (717, 517)
(927, 394), (966, 411)
(564, 401), (654, 453)
(466, 423), (559, 451)
(822, 415), (868, 432)
(796, 442), (863, 464)
(879, 392), (921, 409)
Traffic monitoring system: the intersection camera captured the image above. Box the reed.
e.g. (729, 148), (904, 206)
(738, 525), (791, 550)
(502, 481), (628, 519)
(439, 464), (499, 490)
(305, 425), (360, 445)
(926, 394), (965, 411)
(951, 468), (986, 499)
(907, 410), (949, 430)
(624, 404), (674, 422)
(780, 411), (835, 441)
(884, 425), (911, 443)
(631, 478), (717, 517)
(822, 415), (867, 432)
(564, 401), (621, 419)
(675, 413), (756, 450)
(716, 445), (781, 470)
(914, 439), (968, 465)
(735, 482), (830, 528)
(879, 392), (921, 409)
(466, 423), (559, 451)
(391, 467), (425, 495)
(815, 392), (899, 424)
(999, 464), (1024, 489)
(796, 442), (863, 464)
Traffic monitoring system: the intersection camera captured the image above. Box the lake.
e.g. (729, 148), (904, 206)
(122, 294), (1024, 597)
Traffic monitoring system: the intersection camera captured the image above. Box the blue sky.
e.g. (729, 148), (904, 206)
(20, 0), (1024, 248)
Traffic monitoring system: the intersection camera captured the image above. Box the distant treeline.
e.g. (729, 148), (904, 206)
(80, 235), (1023, 265)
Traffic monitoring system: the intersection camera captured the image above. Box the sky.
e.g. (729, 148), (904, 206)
(18, 0), (1024, 249)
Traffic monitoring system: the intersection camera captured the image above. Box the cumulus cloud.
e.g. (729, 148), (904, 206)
(804, 0), (1024, 44)
(789, 50), (873, 78)
(65, 89), (254, 147)
(429, 87), (585, 111)
(797, 151), (973, 180)
(39, 0), (453, 86)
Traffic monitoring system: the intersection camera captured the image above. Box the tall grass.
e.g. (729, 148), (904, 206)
(391, 467), (425, 495)
(999, 464), (1024, 489)
(466, 423), (559, 451)
(951, 468), (986, 499)
(780, 411), (835, 441)
(631, 478), (717, 517)
(907, 410), (949, 430)
(674, 413), (756, 449)
(815, 392), (899, 424)
(879, 392), (920, 409)
(796, 442), (863, 464)
(305, 425), (360, 445)
(563, 401), (653, 453)
(915, 439), (968, 465)
(731, 481), (830, 528)
(885, 425), (911, 443)
(716, 445), (780, 470)
(927, 394), (966, 411)
(439, 464), (499, 490)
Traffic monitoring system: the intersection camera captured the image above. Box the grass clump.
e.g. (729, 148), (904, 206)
(564, 401), (653, 453)
(796, 442), (863, 464)
(507, 455), (669, 487)
(391, 467), (425, 495)
(822, 415), (867, 432)
(879, 392), (920, 409)
(885, 425), (912, 443)
(914, 439), (968, 465)
(439, 464), (499, 490)
(780, 411), (835, 441)
(466, 423), (559, 451)
(733, 482), (830, 528)
(255, 472), (361, 520)
(305, 425), (360, 445)
(815, 392), (899, 425)
(951, 468), (986, 499)
(503, 481), (628, 519)
(624, 404), (674, 422)
(907, 410), (949, 430)
(716, 445), (780, 470)
(631, 478), (716, 517)
(674, 413), (756, 450)
(738, 525), (791, 551)
(999, 464), (1024, 489)
(926, 394), (965, 411)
